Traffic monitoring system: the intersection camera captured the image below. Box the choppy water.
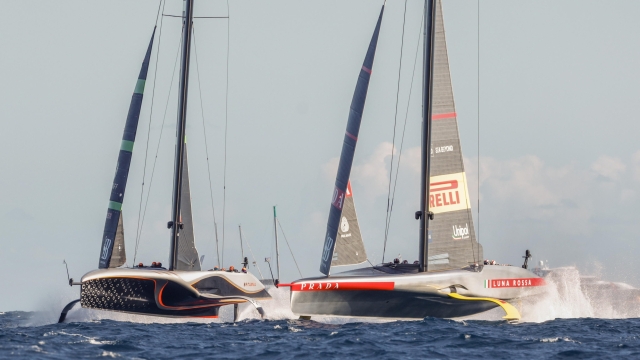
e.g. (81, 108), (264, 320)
(2, 267), (640, 359)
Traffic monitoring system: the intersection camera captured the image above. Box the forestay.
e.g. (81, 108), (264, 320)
(99, 29), (155, 269)
(427, 0), (482, 270)
(320, 5), (385, 275)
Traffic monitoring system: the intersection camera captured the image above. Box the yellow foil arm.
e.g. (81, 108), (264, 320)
(448, 293), (521, 321)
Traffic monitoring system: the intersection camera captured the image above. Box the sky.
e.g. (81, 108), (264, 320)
(1, 0), (639, 312)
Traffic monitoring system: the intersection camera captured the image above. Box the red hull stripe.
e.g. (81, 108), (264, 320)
(432, 112), (456, 120)
(486, 278), (545, 288)
(346, 131), (358, 141)
(361, 66), (372, 75)
(279, 281), (394, 292)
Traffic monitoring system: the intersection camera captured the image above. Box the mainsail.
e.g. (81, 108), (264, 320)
(332, 181), (367, 266)
(99, 29), (155, 269)
(176, 145), (201, 271)
(320, 5), (384, 275)
(427, 0), (482, 270)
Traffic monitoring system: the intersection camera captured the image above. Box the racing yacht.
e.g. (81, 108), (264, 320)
(59, 0), (269, 322)
(283, 0), (546, 321)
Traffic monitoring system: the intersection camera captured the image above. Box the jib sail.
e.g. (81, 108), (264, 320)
(98, 29), (155, 269)
(332, 181), (367, 267)
(176, 145), (201, 271)
(427, 0), (482, 270)
(320, 5), (384, 275)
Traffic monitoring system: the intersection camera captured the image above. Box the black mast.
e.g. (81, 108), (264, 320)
(418, 0), (437, 273)
(169, 0), (195, 271)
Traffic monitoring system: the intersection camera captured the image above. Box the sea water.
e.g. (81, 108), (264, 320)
(1, 267), (639, 359)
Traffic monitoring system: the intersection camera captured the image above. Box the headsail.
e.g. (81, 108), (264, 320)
(109, 213), (126, 267)
(320, 6), (384, 275)
(427, 0), (482, 270)
(99, 29), (155, 269)
(332, 181), (367, 266)
(176, 145), (201, 271)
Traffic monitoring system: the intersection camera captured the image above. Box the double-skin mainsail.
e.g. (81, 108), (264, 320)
(320, 5), (385, 275)
(98, 29), (155, 269)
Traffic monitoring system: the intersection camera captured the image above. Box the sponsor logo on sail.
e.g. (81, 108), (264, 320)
(101, 238), (112, 260)
(431, 145), (454, 157)
(483, 278), (546, 288)
(331, 186), (345, 210)
(452, 223), (470, 240)
(340, 217), (350, 234)
(322, 235), (334, 262)
(435, 145), (454, 154)
(428, 172), (471, 214)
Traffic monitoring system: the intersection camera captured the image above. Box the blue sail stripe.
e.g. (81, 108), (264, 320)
(320, 7), (384, 275)
(98, 28), (156, 269)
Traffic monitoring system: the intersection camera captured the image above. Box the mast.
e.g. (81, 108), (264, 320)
(418, 0), (437, 273)
(169, 0), (195, 271)
(273, 206), (280, 283)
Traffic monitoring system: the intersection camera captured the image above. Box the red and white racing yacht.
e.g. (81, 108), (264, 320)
(283, 0), (546, 321)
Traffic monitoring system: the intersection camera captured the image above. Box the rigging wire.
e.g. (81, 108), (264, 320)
(133, 0), (165, 264)
(221, 0), (231, 267)
(276, 219), (303, 278)
(383, 0), (408, 256)
(477, 0), (481, 261)
(382, 10), (423, 264)
(133, 23), (185, 263)
(192, 25), (222, 268)
(239, 226), (265, 279)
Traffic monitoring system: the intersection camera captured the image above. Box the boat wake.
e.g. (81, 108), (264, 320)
(29, 266), (640, 326)
(465, 266), (640, 323)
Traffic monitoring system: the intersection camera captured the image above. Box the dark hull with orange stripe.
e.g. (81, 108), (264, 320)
(79, 268), (270, 319)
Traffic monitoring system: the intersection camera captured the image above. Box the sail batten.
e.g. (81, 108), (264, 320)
(320, 6), (385, 275)
(99, 29), (155, 269)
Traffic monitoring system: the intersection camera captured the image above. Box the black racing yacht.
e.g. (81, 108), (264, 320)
(59, 0), (269, 323)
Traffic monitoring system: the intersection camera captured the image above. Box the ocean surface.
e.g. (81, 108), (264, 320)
(2, 267), (640, 359)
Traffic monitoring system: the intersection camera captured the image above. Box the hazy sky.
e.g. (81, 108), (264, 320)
(1, 0), (639, 312)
